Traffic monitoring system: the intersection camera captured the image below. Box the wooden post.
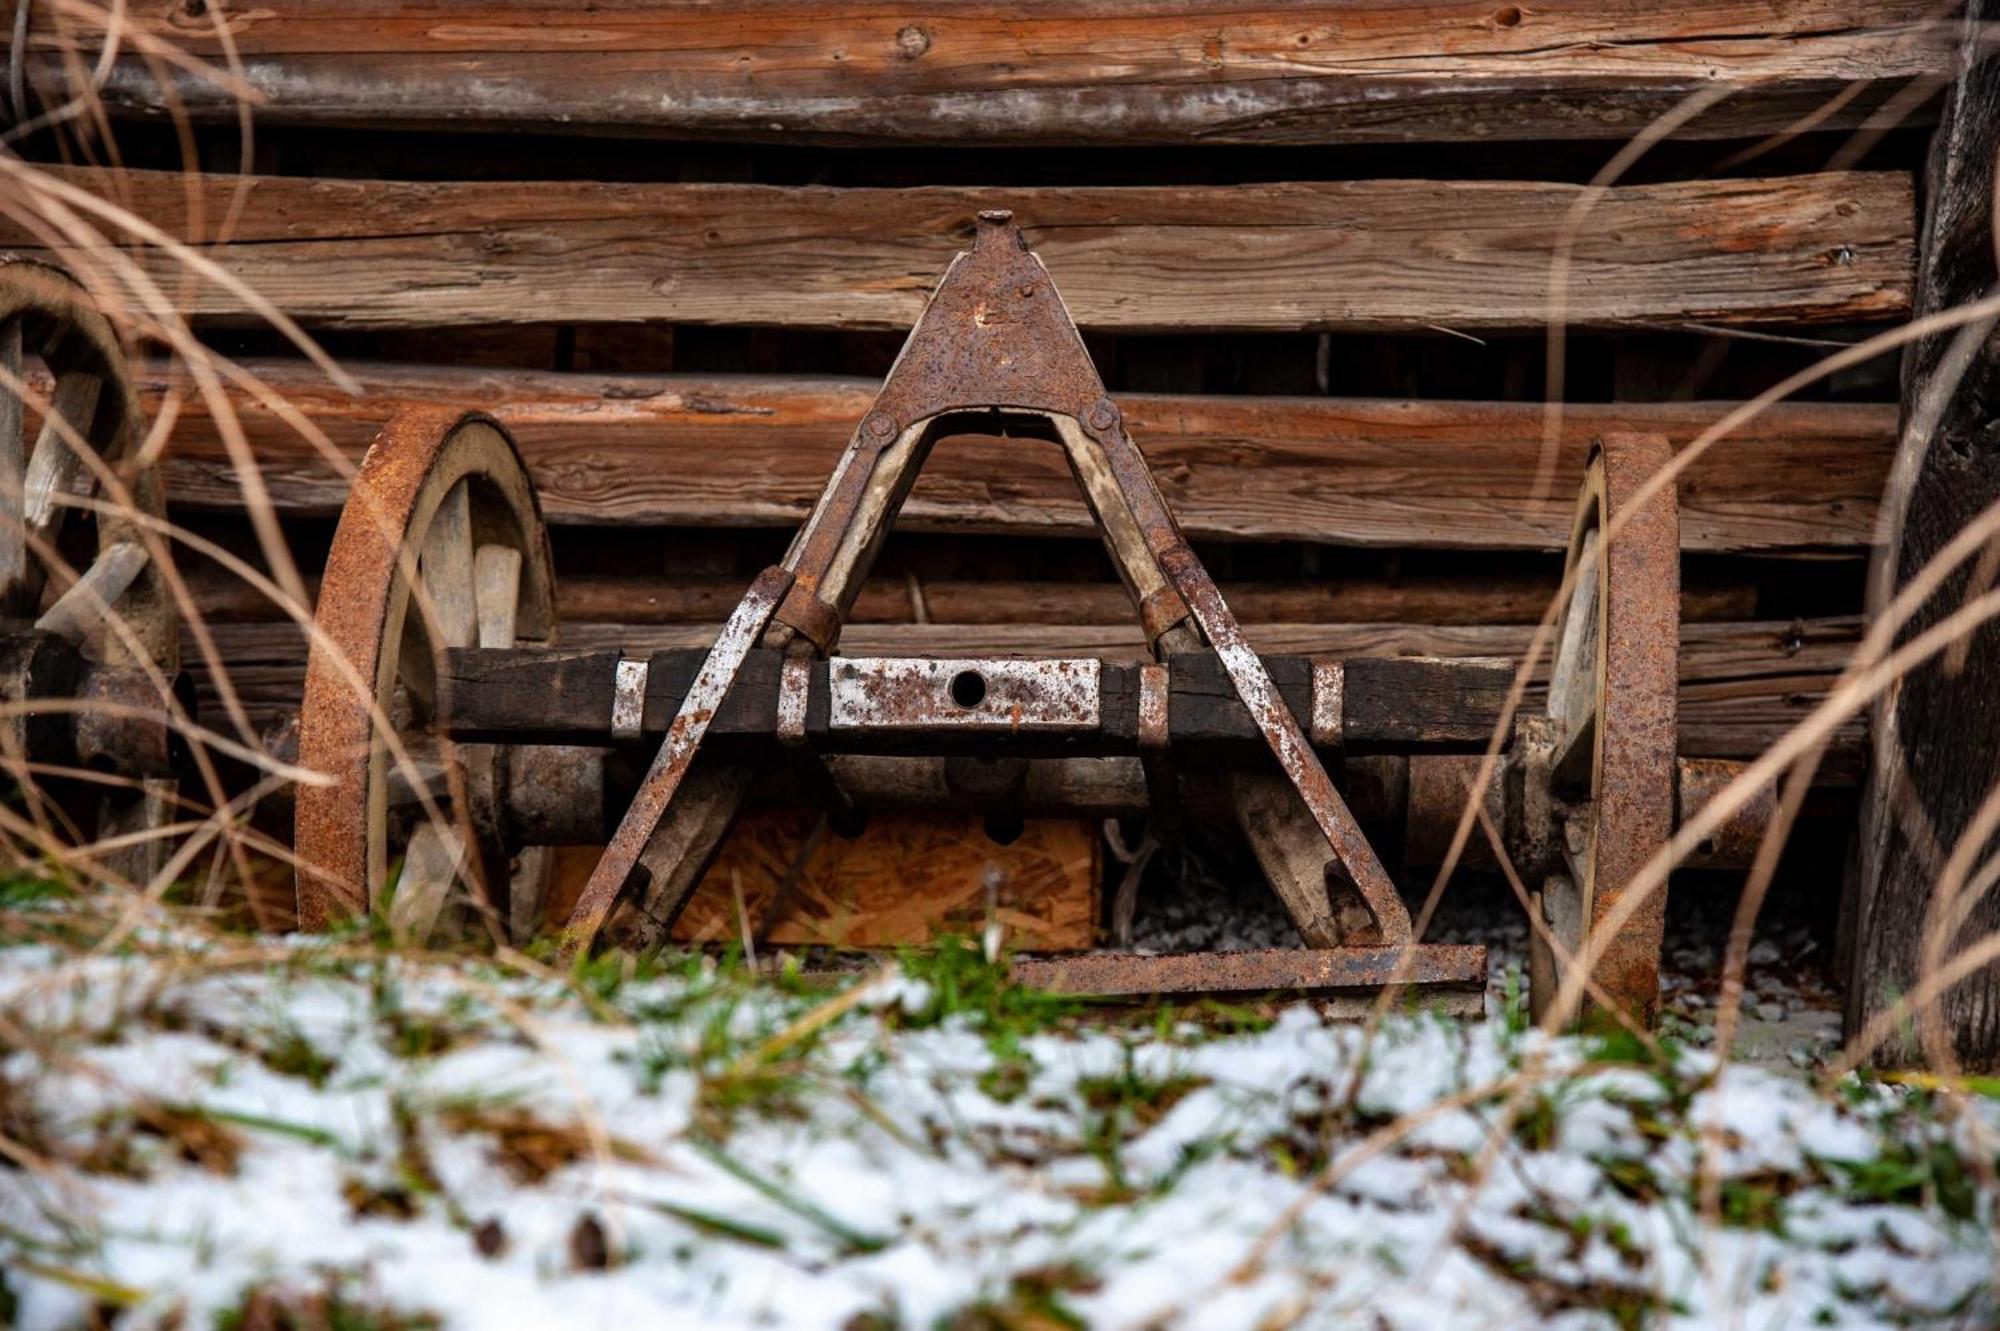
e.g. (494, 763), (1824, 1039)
(1849, 0), (2000, 1068)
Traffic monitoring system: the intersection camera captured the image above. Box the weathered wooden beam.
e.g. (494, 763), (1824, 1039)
(1850, 1), (2000, 1068)
(435, 646), (1513, 755)
(182, 567), (1760, 627)
(189, 615), (1865, 775)
(154, 360), (1897, 552)
(13, 167), (1913, 331)
(24, 2), (1949, 146)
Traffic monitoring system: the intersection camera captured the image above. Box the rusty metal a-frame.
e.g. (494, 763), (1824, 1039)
(559, 210), (1438, 985)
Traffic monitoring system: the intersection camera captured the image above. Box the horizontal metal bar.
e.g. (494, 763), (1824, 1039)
(1010, 944), (1486, 1007)
(829, 656), (1101, 732)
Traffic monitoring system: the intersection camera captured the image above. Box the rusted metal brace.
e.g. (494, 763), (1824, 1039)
(1158, 544), (1410, 945)
(559, 564), (793, 958)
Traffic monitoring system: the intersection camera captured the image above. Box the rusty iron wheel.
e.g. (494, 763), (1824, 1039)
(1529, 432), (1679, 1025)
(294, 408), (557, 942)
(0, 256), (179, 877)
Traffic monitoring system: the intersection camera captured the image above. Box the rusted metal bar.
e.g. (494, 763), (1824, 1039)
(1011, 945), (1486, 1015)
(1160, 544), (1411, 946)
(828, 656), (1101, 733)
(558, 564), (792, 958)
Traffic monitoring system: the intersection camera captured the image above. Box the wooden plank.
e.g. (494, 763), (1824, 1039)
(539, 812), (1101, 951)
(154, 360), (1898, 552)
(15, 167), (1914, 332)
(183, 567), (1761, 628)
(1850, 3), (2000, 1068)
(434, 646), (1513, 754)
(189, 615), (1867, 772)
(27, 2), (1949, 146)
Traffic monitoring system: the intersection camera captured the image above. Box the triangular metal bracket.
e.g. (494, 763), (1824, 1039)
(563, 212), (1413, 958)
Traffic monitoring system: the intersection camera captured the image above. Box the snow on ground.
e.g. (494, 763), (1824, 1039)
(1, 894), (1996, 1330)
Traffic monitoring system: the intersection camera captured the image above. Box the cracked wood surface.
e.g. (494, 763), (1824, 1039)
(23, 1), (1952, 145)
(7, 167), (1914, 332)
(148, 360), (1896, 553)
(187, 615), (1867, 778)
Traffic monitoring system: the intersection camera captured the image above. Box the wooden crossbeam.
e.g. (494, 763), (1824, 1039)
(23, 2), (1949, 146)
(152, 360), (1897, 553)
(9, 168), (1913, 332)
(185, 615), (1866, 773)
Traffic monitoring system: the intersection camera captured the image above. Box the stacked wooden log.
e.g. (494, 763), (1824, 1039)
(6, 1), (1954, 949)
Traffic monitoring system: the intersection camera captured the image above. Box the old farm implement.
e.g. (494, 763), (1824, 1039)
(0, 257), (184, 884)
(264, 215), (1774, 1019)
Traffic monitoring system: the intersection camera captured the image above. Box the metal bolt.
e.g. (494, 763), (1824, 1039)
(863, 412), (896, 440)
(1087, 398), (1119, 431)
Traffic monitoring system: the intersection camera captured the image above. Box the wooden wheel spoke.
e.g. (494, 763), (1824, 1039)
(1548, 527), (1601, 791)
(388, 819), (468, 944)
(2, 368), (108, 615)
(418, 478), (479, 650)
(20, 370), (105, 572)
(473, 543), (522, 648)
(0, 317), (25, 613)
(36, 538), (148, 644)
(385, 749), (450, 810)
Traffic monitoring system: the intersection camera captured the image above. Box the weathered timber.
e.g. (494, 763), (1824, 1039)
(23, 2), (1948, 146)
(12, 168), (1913, 331)
(182, 567), (1759, 628)
(435, 647), (1512, 755)
(194, 616), (1866, 777)
(154, 361), (1897, 552)
(1850, 2), (2000, 1069)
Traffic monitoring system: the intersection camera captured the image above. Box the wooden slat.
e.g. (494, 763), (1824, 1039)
(182, 568), (1760, 628)
(155, 360), (1897, 553)
(16, 167), (1913, 332)
(188, 615), (1867, 771)
(28, 2), (1949, 146)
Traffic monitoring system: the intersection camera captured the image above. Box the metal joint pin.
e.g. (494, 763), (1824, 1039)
(610, 656), (649, 742)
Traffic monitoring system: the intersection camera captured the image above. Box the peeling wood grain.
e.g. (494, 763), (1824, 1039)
(11, 167), (1915, 332)
(150, 360), (1896, 553)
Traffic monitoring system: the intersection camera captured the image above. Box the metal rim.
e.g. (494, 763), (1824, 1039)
(294, 407), (557, 940)
(0, 255), (179, 875)
(1531, 431), (1678, 1022)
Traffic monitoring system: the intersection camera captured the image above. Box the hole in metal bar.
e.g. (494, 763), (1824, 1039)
(949, 669), (987, 709)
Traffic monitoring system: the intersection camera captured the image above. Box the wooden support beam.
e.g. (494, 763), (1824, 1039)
(24, 2), (1948, 146)
(434, 647), (1514, 755)
(153, 360), (1897, 553)
(1849, 2), (2000, 1069)
(182, 567), (1760, 628)
(188, 615), (1866, 777)
(11, 167), (1913, 332)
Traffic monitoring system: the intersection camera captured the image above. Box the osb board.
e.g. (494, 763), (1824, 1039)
(548, 813), (1100, 951)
